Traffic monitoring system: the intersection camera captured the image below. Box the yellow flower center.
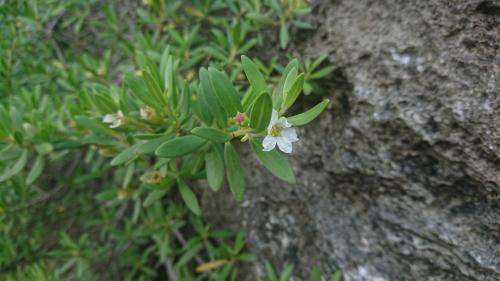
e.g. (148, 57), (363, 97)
(270, 125), (282, 137)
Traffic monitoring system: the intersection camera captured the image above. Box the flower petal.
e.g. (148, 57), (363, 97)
(102, 114), (114, 123)
(277, 137), (293, 153)
(109, 119), (122, 128)
(270, 109), (279, 123)
(282, 127), (298, 142)
(262, 135), (277, 151)
(267, 110), (280, 132)
(278, 117), (292, 128)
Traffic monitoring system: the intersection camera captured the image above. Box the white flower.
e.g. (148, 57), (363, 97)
(262, 110), (299, 154)
(140, 106), (154, 120)
(102, 110), (124, 128)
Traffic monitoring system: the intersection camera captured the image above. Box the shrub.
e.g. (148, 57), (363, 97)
(0, 0), (336, 280)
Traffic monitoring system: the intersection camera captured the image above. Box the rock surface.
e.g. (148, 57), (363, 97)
(203, 0), (500, 280)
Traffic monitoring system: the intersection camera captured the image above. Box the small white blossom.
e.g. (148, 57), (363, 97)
(262, 110), (299, 154)
(140, 106), (154, 120)
(102, 110), (124, 128)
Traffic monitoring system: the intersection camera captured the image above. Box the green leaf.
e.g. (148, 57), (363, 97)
(311, 267), (322, 281)
(145, 59), (163, 92)
(110, 146), (137, 166)
(205, 145), (225, 191)
(200, 68), (227, 126)
(283, 68), (298, 95)
(0, 144), (18, 161)
(93, 92), (118, 114)
(193, 96), (214, 125)
(208, 67), (243, 116)
(180, 152), (205, 176)
(287, 99), (330, 126)
(34, 143), (53, 155)
(224, 143), (245, 202)
(143, 71), (168, 107)
(0, 149), (28, 182)
(123, 162), (135, 187)
(249, 92), (272, 131)
(120, 79), (129, 114)
(10, 107), (23, 132)
(74, 115), (115, 136)
(177, 81), (191, 122)
(155, 135), (207, 158)
(95, 189), (116, 201)
(241, 55), (267, 109)
(246, 12), (274, 24)
(191, 127), (232, 143)
(135, 133), (174, 155)
(281, 73), (305, 113)
(13, 131), (23, 145)
(265, 262), (278, 281)
(176, 243), (204, 267)
(310, 54), (328, 70)
(165, 59), (178, 109)
(331, 271), (342, 281)
(160, 47), (171, 83)
(292, 20), (313, 29)
(26, 154), (45, 185)
(280, 265), (294, 281)
(241, 57), (266, 93)
(125, 73), (159, 110)
(274, 60), (298, 109)
(310, 65), (335, 80)
(250, 139), (295, 184)
(143, 190), (168, 207)
(178, 180), (202, 216)
(279, 22), (289, 49)
(235, 253), (256, 262)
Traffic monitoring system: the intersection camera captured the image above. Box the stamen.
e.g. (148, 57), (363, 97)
(270, 125), (281, 137)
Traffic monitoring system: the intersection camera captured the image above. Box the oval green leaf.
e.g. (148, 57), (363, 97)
(205, 145), (225, 191)
(200, 68), (227, 126)
(136, 133), (174, 154)
(125, 74), (158, 110)
(280, 23), (289, 49)
(178, 180), (202, 216)
(224, 142), (245, 202)
(143, 70), (168, 107)
(0, 149), (28, 182)
(274, 61), (298, 109)
(249, 92), (273, 131)
(143, 190), (168, 207)
(241, 55), (267, 109)
(208, 67), (243, 116)
(287, 99), (330, 126)
(110, 146), (137, 166)
(191, 127), (232, 143)
(74, 115), (115, 136)
(27, 154), (45, 185)
(155, 135), (207, 158)
(281, 73), (305, 113)
(250, 139), (296, 184)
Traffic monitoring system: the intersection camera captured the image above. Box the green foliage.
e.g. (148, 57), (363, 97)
(261, 263), (342, 281)
(0, 0), (335, 280)
(250, 139), (296, 184)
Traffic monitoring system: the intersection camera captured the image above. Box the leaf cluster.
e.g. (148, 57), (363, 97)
(0, 0), (336, 280)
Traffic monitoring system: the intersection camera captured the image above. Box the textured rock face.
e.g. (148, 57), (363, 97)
(202, 0), (500, 280)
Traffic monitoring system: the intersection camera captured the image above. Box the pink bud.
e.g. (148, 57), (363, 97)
(233, 112), (246, 125)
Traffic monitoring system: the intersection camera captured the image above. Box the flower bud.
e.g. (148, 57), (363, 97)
(140, 106), (156, 121)
(233, 112), (246, 125)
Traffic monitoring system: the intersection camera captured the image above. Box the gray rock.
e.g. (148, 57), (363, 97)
(202, 0), (500, 280)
